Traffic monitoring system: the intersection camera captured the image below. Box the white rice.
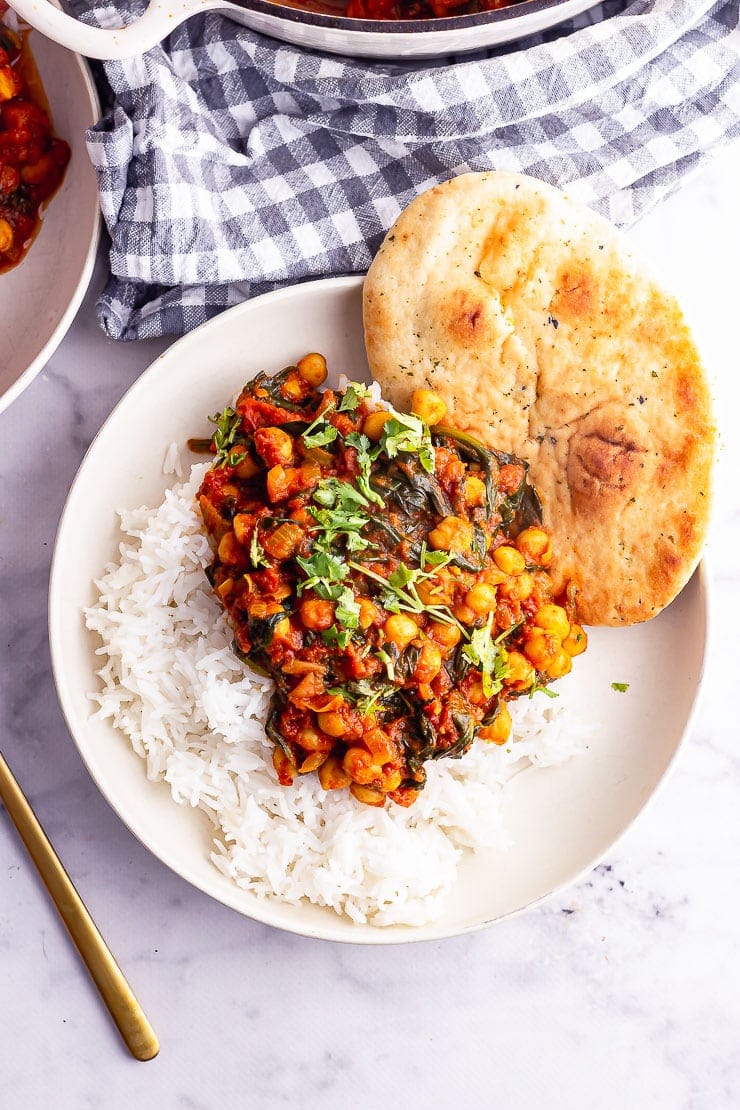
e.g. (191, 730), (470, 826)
(85, 462), (587, 926)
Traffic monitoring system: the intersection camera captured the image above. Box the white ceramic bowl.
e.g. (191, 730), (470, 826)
(49, 275), (710, 944)
(7, 0), (602, 61)
(0, 24), (100, 416)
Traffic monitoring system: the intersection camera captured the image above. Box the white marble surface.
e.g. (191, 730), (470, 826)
(2, 145), (740, 1109)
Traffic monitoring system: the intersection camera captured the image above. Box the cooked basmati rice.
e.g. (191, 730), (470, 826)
(85, 463), (586, 926)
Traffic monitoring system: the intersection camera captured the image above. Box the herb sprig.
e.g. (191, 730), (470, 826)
(208, 406), (242, 466)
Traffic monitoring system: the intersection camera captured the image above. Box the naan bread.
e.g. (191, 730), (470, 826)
(363, 172), (715, 626)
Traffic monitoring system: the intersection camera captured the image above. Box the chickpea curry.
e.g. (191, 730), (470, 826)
(193, 355), (587, 808)
(279, 0), (528, 24)
(0, 19), (70, 272)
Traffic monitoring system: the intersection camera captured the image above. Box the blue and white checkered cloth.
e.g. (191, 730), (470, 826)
(73, 0), (740, 340)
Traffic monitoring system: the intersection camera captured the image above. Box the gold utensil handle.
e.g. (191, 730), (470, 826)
(0, 751), (159, 1061)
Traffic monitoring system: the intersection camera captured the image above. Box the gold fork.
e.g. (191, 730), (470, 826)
(0, 751), (159, 1061)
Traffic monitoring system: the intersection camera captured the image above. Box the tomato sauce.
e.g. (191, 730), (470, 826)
(0, 17), (71, 273)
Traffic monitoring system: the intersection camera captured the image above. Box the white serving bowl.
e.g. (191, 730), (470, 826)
(0, 23), (100, 416)
(7, 0), (602, 61)
(49, 275), (710, 944)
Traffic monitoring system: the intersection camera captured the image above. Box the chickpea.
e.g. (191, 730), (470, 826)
(254, 426), (293, 466)
(546, 650), (573, 680)
(0, 217), (13, 254)
(358, 598), (380, 629)
(493, 545), (526, 576)
(465, 582), (498, 616)
(379, 767), (403, 793)
(343, 746), (383, 784)
(535, 604), (571, 641)
(217, 530), (243, 566)
(293, 726), (328, 752)
(498, 571), (535, 603)
(515, 527), (553, 567)
(280, 373), (306, 402)
(413, 640), (443, 684)
(350, 783), (386, 807)
(318, 755), (352, 791)
(466, 677), (488, 707)
(300, 597), (335, 631)
(296, 352), (328, 387)
(232, 513), (251, 546)
(363, 410), (393, 442)
(416, 572), (455, 607)
(411, 388), (447, 426)
(523, 627), (560, 671)
(233, 452), (260, 480)
(562, 623), (588, 657)
(505, 650), (535, 691)
(266, 464), (289, 502)
(481, 566), (508, 587)
(428, 621), (462, 650)
(428, 515), (474, 553)
(463, 475), (487, 507)
(383, 613), (418, 650)
(479, 703), (512, 745)
(452, 601), (477, 626)
(317, 711), (347, 738)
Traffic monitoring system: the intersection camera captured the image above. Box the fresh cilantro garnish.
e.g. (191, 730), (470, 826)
(348, 555), (460, 630)
(302, 423), (338, 449)
(379, 412), (435, 474)
(249, 522), (269, 569)
(310, 478), (372, 553)
(327, 677), (395, 716)
(301, 403), (338, 450)
(208, 406), (241, 466)
(321, 626), (353, 649)
(529, 683), (559, 700)
(295, 549), (348, 597)
(420, 542), (452, 570)
(334, 586), (361, 632)
(376, 647), (395, 681)
(337, 383), (373, 412)
(461, 613), (509, 698)
(611, 682), (630, 693)
(345, 432), (384, 507)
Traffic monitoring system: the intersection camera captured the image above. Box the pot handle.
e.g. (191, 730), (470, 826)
(6, 0), (223, 60)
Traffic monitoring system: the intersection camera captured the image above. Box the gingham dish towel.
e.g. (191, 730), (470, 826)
(73, 0), (740, 340)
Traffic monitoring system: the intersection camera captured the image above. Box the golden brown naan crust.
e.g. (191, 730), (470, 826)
(363, 171), (715, 626)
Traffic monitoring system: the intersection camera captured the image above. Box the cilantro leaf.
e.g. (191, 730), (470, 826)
(295, 549), (348, 598)
(462, 614), (509, 698)
(334, 586), (361, 631)
(302, 423), (338, 449)
(379, 412), (435, 474)
(208, 406), (241, 466)
(321, 626), (353, 649)
(611, 682), (630, 693)
(249, 523), (269, 569)
(301, 402), (338, 450)
(337, 383), (373, 412)
(344, 432), (384, 507)
(529, 683), (559, 700)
